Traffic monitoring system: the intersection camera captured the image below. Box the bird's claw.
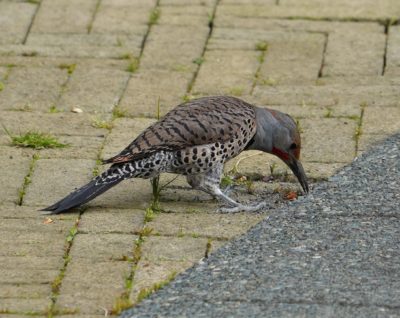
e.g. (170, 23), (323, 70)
(217, 201), (268, 213)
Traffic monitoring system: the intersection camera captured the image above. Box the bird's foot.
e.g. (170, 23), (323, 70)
(222, 184), (237, 196)
(217, 201), (268, 213)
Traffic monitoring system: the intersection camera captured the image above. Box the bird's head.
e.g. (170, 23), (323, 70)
(250, 107), (309, 194)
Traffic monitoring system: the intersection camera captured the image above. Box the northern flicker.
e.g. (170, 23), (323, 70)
(42, 96), (308, 214)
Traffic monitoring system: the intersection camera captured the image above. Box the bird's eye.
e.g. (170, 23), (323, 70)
(290, 143), (297, 149)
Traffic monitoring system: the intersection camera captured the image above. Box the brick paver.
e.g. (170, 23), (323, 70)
(1, 0), (400, 316)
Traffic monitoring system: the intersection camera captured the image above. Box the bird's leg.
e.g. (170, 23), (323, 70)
(186, 165), (267, 213)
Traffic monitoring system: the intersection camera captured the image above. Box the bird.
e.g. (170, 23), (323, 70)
(42, 96), (308, 214)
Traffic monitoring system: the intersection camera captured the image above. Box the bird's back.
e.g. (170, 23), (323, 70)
(104, 96), (257, 164)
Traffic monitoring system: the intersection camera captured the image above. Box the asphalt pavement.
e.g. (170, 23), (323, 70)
(121, 133), (400, 318)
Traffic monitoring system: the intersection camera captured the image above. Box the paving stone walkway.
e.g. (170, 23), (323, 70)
(0, 0), (399, 317)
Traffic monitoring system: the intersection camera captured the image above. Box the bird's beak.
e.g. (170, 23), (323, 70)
(287, 156), (309, 194)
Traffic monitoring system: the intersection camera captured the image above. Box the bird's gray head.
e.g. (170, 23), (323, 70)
(250, 107), (309, 193)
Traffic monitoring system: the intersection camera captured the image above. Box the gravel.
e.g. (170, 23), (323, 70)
(121, 133), (400, 318)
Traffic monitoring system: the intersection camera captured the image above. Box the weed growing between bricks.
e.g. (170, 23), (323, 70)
(110, 222), (152, 314)
(49, 213), (83, 317)
(251, 41), (269, 94)
(354, 101), (367, 156)
(17, 153), (39, 205)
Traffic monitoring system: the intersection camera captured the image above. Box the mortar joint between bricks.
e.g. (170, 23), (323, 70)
(186, 0), (221, 94)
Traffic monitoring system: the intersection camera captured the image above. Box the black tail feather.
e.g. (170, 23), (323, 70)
(41, 178), (123, 214)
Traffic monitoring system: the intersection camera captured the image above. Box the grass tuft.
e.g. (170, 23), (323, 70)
(59, 63), (76, 75)
(255, 41), (268, 51)
(91, 118), (113, 130)
(3, 127), (67, 149)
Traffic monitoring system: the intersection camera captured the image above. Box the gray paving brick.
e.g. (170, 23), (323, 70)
(91, 4), (150, 35)
(37, 135), (104, 160)
(301, 118), (357, 163)
(26, 33), (143, 58)
(0, 256), (63, 271)
(31, 0), (98, 34)
(217, 1), (400, 20)
(358, 134), (388, 154)
(193, 49), (259, 96)
(79, 208), (144, 234)
(23, 158), (95, 207)
(101, 0), (157, 7)
(141, 236), (208, 262)
(323, 29), (385, 77)
(158, 5), (214, 26)
(0, 2), (36, 45)
(0, 230), (66, 257)
(119, 70), (192, 118)
(258, 32), (324, 85)
(0, 66), (7, 80)
(252, 84), (399, 111)
(386, 25), (400, 76)
(56, 260), (130, 314)
(0, 44), (140, 60)
(362, 106), (400, 135)
(130, 259), (193, 302)
(0, 298), (50, 314)
(0, 67), (68, 112)
(70, 233), (136, 262)
(0, 268), (58, 284)
(59, 66), (129, 113)
(140, 25), (209, 71)
(162, 0), (216, 4)
(0, 202), (78, 219)
(87, 177), (152, 211)
(0, 56), (129, 71)
(0, 150), (31, 204)
(0, 283), (50, 299)
(148, 212), (266, 239)
(0, 111), (108, 138)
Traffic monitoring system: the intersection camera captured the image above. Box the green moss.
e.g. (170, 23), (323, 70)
(126, 58), (139, 73)
(49, 105), (60, 113)
(192, 57), (204, 66)
(110, 294), (133, 315)
(144, 207), (155, 222)
(17, 153), (39, 205)
(113, 106), (127, 119)
(229, 87), (244, 96)
(136, 271), (177, 303)
(59, 63), (76, 75)
(220, 174), (234, 188)
(324, 107), (333, 118)
(255, 41), (268, 51)
(148, 8), (160, 25)
(0, 81), (4, 91)
(91, 118), (113, 130)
